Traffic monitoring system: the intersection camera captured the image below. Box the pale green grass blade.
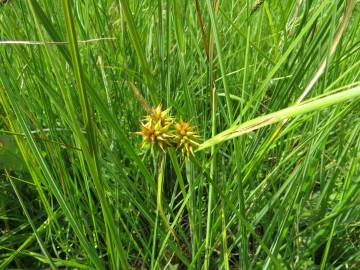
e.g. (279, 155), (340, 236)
(198, 85), (360, 151)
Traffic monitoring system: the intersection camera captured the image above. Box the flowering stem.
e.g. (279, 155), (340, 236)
(156, 155), (178, 242)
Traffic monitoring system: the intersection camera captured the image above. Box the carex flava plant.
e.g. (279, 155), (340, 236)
(136, 104), (199, 157)
(136, 104), (200, 244)
(136, 104), (174, 151)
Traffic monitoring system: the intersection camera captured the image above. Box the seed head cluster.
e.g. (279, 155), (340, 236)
(175, 120), (199, 156)
(136, 105), (199, 156)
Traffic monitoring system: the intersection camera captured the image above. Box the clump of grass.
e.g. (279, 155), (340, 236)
(0, 0), (359, 269)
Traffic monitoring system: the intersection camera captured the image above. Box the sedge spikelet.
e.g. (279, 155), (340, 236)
(174, 120), (199, 157)
(136, 104), (174, 151)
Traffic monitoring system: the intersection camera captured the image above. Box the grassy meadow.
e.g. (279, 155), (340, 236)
(0, 0), (360, 269)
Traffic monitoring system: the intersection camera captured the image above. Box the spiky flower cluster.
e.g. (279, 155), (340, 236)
(174, 120), (199, 157)
(136, 105), (199, 156)
(136, 105), (174, 151)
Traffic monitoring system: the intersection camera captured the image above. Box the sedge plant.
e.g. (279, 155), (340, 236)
(0, 0), (360, 269)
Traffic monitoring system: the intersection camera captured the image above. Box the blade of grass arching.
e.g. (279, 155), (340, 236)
(197, 85), (360, 151)
(24, 0), (155, 192)
(25, 0), (71, 62)
(3, 90), (104, 270)
(0, 78), (61, 233)
(242, 86), (359, 192)
(2, 28), (103, 254)
(4, 2), (100, 256)
(25, 0), (102, 252)
(205, 1), (249, 266)
(0, 210), (61, 270)
(118, 0), (158, 104)
(61, 1), (129, 268)
(5, 171), (58, 270)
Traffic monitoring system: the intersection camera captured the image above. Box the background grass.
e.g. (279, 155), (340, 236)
(0, 0), (360, 269)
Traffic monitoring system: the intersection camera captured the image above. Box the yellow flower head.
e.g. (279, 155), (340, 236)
(145, 104), (173, 126)
(174, 120), (199, 157)
(137, 104), (174, 151)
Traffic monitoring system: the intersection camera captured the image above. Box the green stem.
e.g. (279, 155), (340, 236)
(157, 155), (178, 242)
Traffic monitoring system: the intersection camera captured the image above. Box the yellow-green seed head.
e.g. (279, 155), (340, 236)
(136, 105), (174, 151)
(145, 104), (173, 127)
(174, 120), (199, 157)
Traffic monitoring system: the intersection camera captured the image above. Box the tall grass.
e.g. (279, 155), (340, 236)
(1, 0), (359, 269)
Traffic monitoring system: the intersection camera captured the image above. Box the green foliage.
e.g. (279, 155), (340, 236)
(0, 0), (359, 269)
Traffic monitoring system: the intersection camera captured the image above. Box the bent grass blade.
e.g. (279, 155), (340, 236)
(197, 86), (360, 151)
